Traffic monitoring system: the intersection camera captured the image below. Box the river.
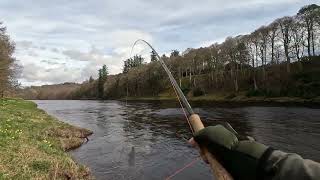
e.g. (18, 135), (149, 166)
(34, 100), (320, 180)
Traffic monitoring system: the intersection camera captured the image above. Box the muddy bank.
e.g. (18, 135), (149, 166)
(48, 125), (92, 151)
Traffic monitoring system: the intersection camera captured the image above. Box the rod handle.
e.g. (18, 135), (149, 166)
(189, 114), (233, 180)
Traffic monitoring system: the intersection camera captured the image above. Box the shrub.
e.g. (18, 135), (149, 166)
(181, 87), (190, 96)
(225, 93), (236, 99)
(193, 88), (205, 97)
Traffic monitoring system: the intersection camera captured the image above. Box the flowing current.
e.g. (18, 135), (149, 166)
(34, 100), (320, 180)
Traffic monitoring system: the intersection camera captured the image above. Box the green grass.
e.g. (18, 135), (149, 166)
(0, 98), (93, 179)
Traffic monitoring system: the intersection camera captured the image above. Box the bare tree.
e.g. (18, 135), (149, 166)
(291, 19), (305, 62)
(267, 21), (279, 64)
(277, 16), (294, 73)
(298, 4), (320, 57)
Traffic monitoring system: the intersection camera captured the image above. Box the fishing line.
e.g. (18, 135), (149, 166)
(170, 82), (195, 135)
(165, 157), (200, 180)
(130, 39), (195, 134)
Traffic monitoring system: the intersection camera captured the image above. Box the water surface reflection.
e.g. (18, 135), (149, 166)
(34, 100), (320, 180)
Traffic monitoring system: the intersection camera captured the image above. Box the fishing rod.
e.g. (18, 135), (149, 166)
(132, 40), (233, 180)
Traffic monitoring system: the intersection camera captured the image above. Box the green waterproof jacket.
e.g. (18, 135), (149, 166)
(262, 150), (320, 180)
(194, 125), (320, 180)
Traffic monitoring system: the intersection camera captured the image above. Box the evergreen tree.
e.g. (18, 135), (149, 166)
(89, 76), (94, 83)
(101, 65), (108, 80)
(150, 50), (157, 62)
(122, 55), (145, 73)
(97, 65), (108, 99)
(133, 55), (144, 66)
(170, 50), (180, 58)
(123, 60), (129, 73)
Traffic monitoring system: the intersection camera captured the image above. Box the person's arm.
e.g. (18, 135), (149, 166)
(263, 150), (320, 180)
(190, 125), (320, 180)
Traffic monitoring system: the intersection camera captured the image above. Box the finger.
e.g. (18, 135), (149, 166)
(188, 138), (198, 147)
(189, 138), (201, 151)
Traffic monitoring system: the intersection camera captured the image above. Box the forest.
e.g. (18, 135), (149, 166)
(18, 4), (320, 101)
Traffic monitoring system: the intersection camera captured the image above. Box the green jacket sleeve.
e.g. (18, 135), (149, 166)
(262, 150), (320, 180)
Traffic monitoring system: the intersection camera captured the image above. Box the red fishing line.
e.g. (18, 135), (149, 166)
(165, 157), (200, 180)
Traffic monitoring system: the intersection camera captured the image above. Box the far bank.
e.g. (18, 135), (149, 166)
(120, 94), (320, 107)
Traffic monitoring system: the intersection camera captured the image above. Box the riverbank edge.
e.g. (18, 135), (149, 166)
(120, 95), (320, 106)
(0, 98), (93, 179)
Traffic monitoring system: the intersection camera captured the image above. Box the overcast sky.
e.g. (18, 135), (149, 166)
(0, 0), (318, 86)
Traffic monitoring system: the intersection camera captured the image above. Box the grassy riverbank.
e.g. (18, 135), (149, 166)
(0, 98), (93, 179)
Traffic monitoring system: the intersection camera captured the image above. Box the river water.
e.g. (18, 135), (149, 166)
(34, 100), (320, 180)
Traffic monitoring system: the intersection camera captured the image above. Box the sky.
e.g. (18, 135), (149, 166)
(0, 0), (319, 86)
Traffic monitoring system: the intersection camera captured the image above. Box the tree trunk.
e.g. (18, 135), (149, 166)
(311, 30), (315, 56)
(271, 34), (275, 64)
(179, 68), (182, 87)
(211, 71), (214, 81)
(284, 44), (290, 73)
(298, 61), (303, 72)
(126, 82), (129, 97)
(189, 67), (192, 85)
(252, 56), (255, 67)
(231, 67), (238, 92)
(215, 72), (218, 89)
(295, 44), (301, 61)
(254, 75), (258, 91)
(234, 78), (239, 92)
(307, 26), (311, 58)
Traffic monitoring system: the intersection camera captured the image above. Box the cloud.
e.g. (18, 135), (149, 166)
(21, 62), (84, 86)
(39, 46), (46, 50)
(27, 51), (38, 57)
(40, 59), (64, 65)
(15, 41), (34, 50)
(0, 0), (317, 86)
(51, 48), (59, 53)
(109, 30), (152, 47)
(62, 50), (89, 62)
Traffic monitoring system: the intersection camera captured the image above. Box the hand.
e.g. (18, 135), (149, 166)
(189, 125), (271, 180)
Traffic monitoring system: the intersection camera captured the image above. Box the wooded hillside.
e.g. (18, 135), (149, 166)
(18, 83), (81, 100)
